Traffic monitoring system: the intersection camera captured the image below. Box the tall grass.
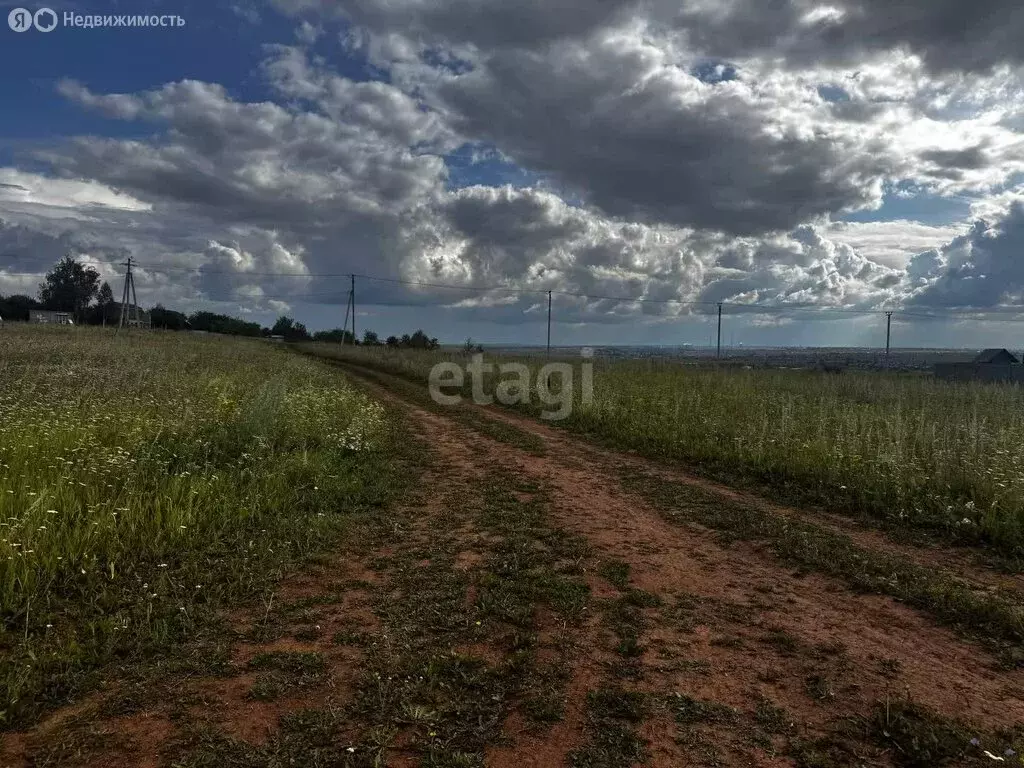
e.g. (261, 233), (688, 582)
(308, 345), (1024, 556)
(0, 326), (396, 725)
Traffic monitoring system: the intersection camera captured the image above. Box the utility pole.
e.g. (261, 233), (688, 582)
(885, 311), (893, 366)
(351, 274), (356, 344)
(341, 289), (352, 345)
(716, 303), (723, 359)
(547, 290), (552, 356)
(116, 256), (139, 334)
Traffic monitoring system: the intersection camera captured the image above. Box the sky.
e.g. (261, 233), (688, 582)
(3, 1), (1024, 347)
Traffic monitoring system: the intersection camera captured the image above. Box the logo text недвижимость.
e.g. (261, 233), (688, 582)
(8, 8), (185, 32)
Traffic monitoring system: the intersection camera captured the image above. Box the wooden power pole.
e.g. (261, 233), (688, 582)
(547, 290), (552, 356)
(116, 256), (139, 334)
(716, 303), (723, 359)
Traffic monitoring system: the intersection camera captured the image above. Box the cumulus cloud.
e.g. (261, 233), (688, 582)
(435, 30), (899, 235)
(54, 75), (448, 227)
(908, 199), (1024, 308)
(823, 220), (966, 269)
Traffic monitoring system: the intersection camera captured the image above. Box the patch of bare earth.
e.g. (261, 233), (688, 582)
(0, 553), (383, 767)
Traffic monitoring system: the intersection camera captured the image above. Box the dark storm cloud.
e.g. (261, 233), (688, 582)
(909, 202), (1024, 307)
(0, 221), (97, 275)
(671, 0), (1024, 74)
(437, 43), (893, 235)
(276, 0), (1024, 74)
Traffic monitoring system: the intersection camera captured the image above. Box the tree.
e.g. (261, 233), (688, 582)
(385, 335), (399, 347)
(38, 256), (100, 322)
(406, 330), (439, 350)
(271, 315), (311, 341)
(92, 282), (115, 326)
(0, 294), (40, 322)
(362, 330), (380, 345)
(150, 304), (189, 330)
(188, 311), (262, 337)
(313, 328), (355, 344)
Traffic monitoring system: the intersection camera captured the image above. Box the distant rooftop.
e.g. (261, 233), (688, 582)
(973, 348), (1020, 365)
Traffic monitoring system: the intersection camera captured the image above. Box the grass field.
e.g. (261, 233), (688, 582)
(305, 344), (1024, 558)
(4, 331), (1024, 767)
(0, 326), (400, 726)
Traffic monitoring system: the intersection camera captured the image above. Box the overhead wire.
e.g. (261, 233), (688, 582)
(4, 260), (1024, 319)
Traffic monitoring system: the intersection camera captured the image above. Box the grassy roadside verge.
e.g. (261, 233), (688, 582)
(0, 327), (406, 727)
(297, 348), (547, 456)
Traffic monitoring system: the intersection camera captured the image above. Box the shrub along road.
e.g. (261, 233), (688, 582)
(3, 358), (1024, 767)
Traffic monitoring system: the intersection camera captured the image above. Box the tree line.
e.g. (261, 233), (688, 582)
(1, 256), (442, 347)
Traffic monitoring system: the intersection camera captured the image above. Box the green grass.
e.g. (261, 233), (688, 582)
(301, 349), (547, 456)
(302, 345), (1024, 558)
(0, 325), (402, 726)
(857, 698), (1022, 767)
(569, 688), (650, 768)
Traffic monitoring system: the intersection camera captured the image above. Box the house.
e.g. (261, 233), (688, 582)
(974, 348), (1020, 365)
(935, 348), (1024, 383)
(29, 310), (74, 326)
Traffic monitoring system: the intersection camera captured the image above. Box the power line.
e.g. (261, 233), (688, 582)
(5, 260), (1024, 320)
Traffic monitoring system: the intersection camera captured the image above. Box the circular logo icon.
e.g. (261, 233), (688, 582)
(8, 7), (33, 31)
(34, 7), (58, 32)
